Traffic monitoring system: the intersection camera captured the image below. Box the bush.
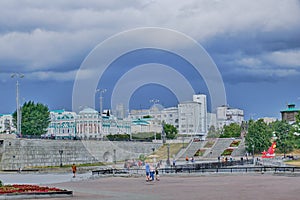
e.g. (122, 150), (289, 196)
(106, 134), (130, 141)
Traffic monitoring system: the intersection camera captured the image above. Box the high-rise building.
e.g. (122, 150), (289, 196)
(207, 113), (217, 130)
(178, 100), (206, 136)
(115, 103), (126, 119)
(216, 105), (244, 129)
(193, 94), (207, 134)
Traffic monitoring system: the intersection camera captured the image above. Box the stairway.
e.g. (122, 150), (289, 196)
(203, 138), (234, 158)
(177, 140), (207, 160)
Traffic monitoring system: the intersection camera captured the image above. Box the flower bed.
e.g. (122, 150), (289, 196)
(0, 184), (72, 199)
(0, 184), (64, 194)
(221, 148), (234, 156)
(229, 140), (241, 147)
(194, 149), (206, 156)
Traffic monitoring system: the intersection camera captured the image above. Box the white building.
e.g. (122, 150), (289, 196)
(161, 107), (179, 129)
(129, 104), (164, 134)
(178, 101), (205, 136)
(0, 114), (15, 134)
(102, 115), (131, 135)
(131, 118), (162, 134)
(207, 113), (217, 130)
(76, 107), (101, 140)
(216, 105), (244, 129)
(193, 94), (207, 134)
(115, 103), (126, 119)
(47, 110), (77, 139)
(262, 117), (277, 124)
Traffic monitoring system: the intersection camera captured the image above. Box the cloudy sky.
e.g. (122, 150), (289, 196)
(0, 0), (300, 119)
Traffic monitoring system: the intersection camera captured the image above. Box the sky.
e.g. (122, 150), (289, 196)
(0, 0), (300, 120)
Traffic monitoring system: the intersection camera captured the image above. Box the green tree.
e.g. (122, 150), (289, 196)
(292, 111), (300, 148)
(245, 119), (273, 154)
(220, 123), (241, 138)
(13, 101), (50, 137)
(270, 120), (294, 154)
(206, 125), (221, 138)
(163, 123), (178, 139)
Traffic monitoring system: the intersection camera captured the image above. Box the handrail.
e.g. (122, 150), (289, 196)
(92, 165), (300, 176)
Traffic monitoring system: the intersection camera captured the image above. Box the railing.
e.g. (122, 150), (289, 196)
(159, 166), (300, 174)
(92, 163), (300, 176)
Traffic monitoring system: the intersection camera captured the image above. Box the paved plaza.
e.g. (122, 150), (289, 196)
(2, 172), (298, 200)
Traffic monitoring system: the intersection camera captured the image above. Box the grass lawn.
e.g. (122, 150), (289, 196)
(146, 143), (186, 161)
(285, 160), (300, 166)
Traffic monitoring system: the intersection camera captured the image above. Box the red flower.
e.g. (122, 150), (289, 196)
(0, 184), (65, 194)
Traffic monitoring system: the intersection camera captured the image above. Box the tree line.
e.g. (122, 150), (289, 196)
(207, 113), (300, 154)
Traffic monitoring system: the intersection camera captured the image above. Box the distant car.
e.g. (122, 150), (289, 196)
(193, 137), (201, 142)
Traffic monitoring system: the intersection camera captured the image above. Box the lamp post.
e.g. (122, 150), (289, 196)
(167, 143), (170, 166)
(161, 121), (166, 144)
(151, 147), (155, 166)
(11, 73), (24, 137)
(150, 99), (159, 142)
(59, 150), (63, 167)
(113, 149), (116, 164)
(252, 144), (255, 165)
(96, 89), (106, 139)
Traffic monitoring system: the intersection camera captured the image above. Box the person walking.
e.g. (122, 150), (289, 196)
(145, 162), (151, 181)
(72, 163), (77, 178)
(155, 167), (160, 181)
(149, 164), (155, 181)
(185, 155), (189, 163)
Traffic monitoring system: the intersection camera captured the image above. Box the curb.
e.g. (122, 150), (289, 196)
(0, 191), (73, 199)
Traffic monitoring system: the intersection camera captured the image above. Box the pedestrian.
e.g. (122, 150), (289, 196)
(150, 164), (155, 181)
(172, 159), (176, 167)
(145, 162), (151, 181)
(185, 155), (189, 162)
(72, 163), (77, 178)
(155, 167), (160, 181)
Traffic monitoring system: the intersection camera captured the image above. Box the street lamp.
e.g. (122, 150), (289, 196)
(11, 73), (24, 137)
(252, 144), (255, 165)
(113, 149), (116, 164)
(59, 150), (63, 167)
(96, 89), (106, 139)
(167, 143), (170, 166)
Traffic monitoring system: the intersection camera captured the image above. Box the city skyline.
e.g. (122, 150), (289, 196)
(1, 1), (300, 120)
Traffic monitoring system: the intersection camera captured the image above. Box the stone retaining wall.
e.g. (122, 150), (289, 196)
(0, 139), (162, 170)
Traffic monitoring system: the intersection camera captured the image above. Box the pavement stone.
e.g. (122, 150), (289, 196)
(22, 174), (300, 199)
(1, 171), (299, 200)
